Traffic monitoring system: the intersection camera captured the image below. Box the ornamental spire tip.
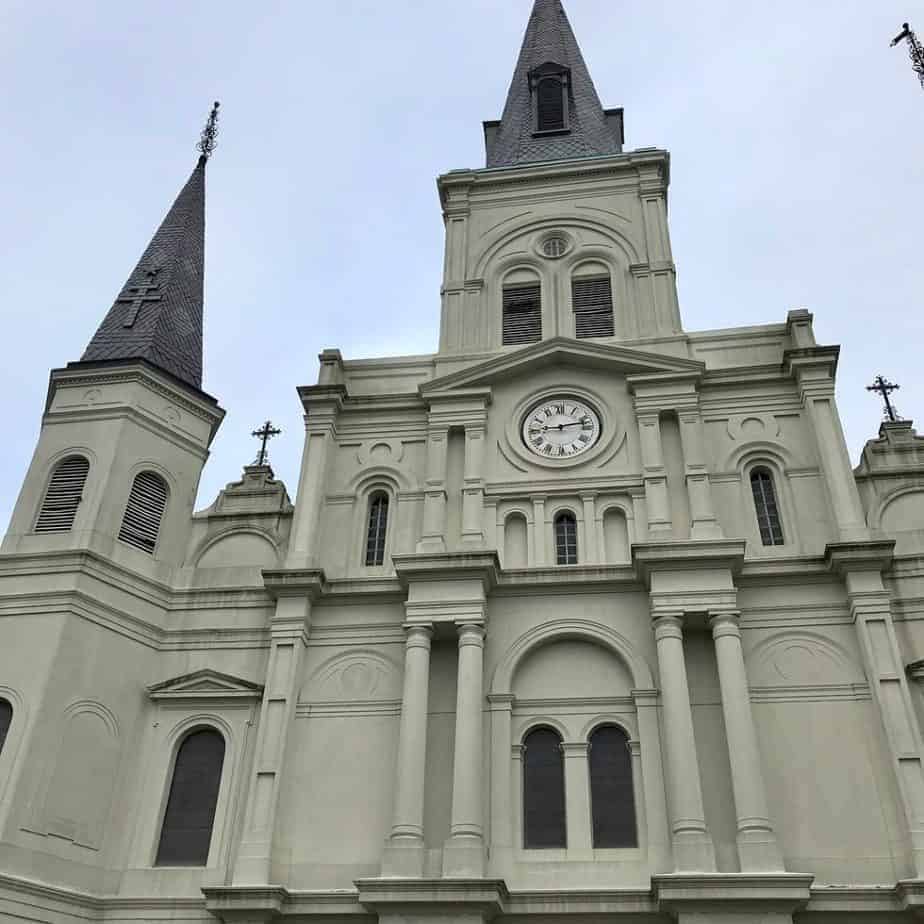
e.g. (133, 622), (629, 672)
(197, 101), (220, 162)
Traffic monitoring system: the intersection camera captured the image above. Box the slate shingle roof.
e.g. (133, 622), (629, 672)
(80, 157), (207, 390)
(487, 0), (622, 168)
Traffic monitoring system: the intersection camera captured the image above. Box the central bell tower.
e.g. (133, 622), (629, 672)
(437, 0), (681, 358)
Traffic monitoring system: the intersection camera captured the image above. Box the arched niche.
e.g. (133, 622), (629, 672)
(513, 638), (634, 700)
(197, 529), (279, 569)
(503, 513), (529, 569)
(603, 507), (630, 562)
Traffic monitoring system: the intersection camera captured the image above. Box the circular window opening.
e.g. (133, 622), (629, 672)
(542, 236), (568, 258)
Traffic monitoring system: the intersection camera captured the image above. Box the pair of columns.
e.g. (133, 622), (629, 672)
(384, 621), (486, 878)
(653, 608), (783, 872)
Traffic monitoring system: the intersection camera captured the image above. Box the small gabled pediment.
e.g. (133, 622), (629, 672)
(147, 669), (264, 702)
(421, 337), (703, 397)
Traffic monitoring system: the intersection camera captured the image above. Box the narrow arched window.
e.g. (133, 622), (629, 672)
(572, 275), (614, 338)
(0, 699), (12, 758)
(118, 471), (168, 554)
(156, 729), (225, 866)
(589, 725), (637, 848)
(365, 492), (389, 566)
(555, 512), (578, 565)
(34, 455), (89, 533)
(523, 727), (566, 848)
(503, 283), (542, 345)
(750, 467), (784, 546)
(537, 77), (565, 132)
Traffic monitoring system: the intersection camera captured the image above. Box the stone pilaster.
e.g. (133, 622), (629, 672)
(709, 609), (783, 871)
(418, 424), (449, 553)
(581, 493), (598, 563)
(532, 496), (547, 565)
(461, 425), (487, 549)
(678, 407), (722, 540)
(636, 412), (671, 537)
(562, 741), (592, 850)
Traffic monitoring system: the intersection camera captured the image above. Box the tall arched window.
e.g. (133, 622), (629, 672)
(364, 492), (389, 566)
(750, 467), (784, 546)
(0, 699), (12, 758)
(555, 512), (578, 565)
(34, 455), (90, 533)
(589, 725), (637, 848)
(156, 729), (225, 866)
(503, 282), (542, 345)
(523, 727), (566, 848)
(119, 471), (168, 554)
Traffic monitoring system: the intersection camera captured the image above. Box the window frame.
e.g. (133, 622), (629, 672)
(587, 723), (638, 849)
(529, 63), (571, 136)
(118, 468), (170, 556)
(749, 465), (785, 547)
(571, 273), (615, 339)
(364, 490), (390, 567)
(554, 511), (579, 565)
(502, 281), (543, 346)
(0, 698), (12, 759)
(521, 725), (568, 849)
(33, 454), (91, 534)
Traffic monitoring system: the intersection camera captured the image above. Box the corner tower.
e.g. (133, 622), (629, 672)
(437, 0), (680, 357)
(2, 105), (225, 567)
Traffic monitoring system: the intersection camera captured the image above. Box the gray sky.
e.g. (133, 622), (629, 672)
(2, 0), (922, 529)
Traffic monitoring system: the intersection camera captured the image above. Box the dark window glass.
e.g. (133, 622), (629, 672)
(502, 284), (542, 345)
(537, 77), (565, 131)
(523, 727), (566, 848)
(0, 699), (12, 757)
(156, 729), (225, 866)
(750, 468), (784, 546)
(35, 456), (90, 533)
(572, 276), (615, 338)
(555, 513), (578, 565)
(365, 492), (389, 566)
(589, 725), (637, 848)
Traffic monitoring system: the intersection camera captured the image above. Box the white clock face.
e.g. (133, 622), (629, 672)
(522, 398), (601, 459)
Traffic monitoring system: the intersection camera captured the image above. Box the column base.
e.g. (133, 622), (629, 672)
(442, 835), (486, 878)
(381, 838), (427, 878)
(671, 830), (717, 873)
(416, 537), (447, 553)
(738, 827), (785, 872)
(690, 519), (723, 540)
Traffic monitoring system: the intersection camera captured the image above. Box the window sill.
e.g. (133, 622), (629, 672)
(532, 128), (571, 138)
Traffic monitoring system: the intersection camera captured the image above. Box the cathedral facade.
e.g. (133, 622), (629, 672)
(3, 2), (924, 923)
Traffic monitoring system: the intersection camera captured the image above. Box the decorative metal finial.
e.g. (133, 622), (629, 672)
(197, 101), (220, 160)
(891, 22), (924, 90)
(251, 420), (281, 466)
(867, 375), (903, 423)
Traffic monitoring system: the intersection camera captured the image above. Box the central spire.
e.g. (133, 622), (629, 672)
(485, 0), (623, 168)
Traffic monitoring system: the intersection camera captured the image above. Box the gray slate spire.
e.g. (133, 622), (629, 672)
(485, 0), (623, 168)
(80, 157), (207, 390)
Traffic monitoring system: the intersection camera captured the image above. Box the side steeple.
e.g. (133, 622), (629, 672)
(484, 0), (623, 168)
(79, 102), (220, 391)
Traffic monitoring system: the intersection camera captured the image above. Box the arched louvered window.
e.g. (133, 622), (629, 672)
(34, 456), (90, 533)
(555, 512), (578, 565)
(156, 728), (225, 866)
(572, 275), (615, 339)
(750, 467), (784, 546)
(118, 471), (168, 554)
(0, 699), (12, 758)
(523, 727), (566, 848)
(503, 283), (542, 346)
(537, 77), (566, 132)
(365, 492), (389, 566)
(589, 725), (637, 848)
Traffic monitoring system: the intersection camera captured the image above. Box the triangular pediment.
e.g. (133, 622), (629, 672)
(421, 337), (704, 396)
(147, 669), (264, 702)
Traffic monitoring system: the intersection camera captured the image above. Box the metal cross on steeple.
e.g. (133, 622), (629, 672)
(867, 375), (902, 422)
(117, 268), (163, 328)
(251, 420), (281, 466)
(891, 23), (924, 90)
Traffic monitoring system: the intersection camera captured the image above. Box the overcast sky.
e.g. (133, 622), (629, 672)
(1, 0), (922, 529)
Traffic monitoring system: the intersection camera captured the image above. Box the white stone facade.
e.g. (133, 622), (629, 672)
(3, 7), (924, 924)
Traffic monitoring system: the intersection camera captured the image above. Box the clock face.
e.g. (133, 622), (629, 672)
(522, 398), (601, 459)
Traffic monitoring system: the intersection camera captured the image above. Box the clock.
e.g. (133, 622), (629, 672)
(522, 398), (601, 459)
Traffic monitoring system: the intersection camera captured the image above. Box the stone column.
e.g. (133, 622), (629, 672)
(488, 693), (514, 871)
(653, 612), (716, 871)
(232, 597), (311, 884)
(286, 392), (342, 567)
(678, 408), (722, 540)
(418, 425), (449, 553)
(382, 624), (433, 877)
(633, 688), (672, 873)
(443, 623), (486, 876)
(461, 426), (486, 549)
(532, 496), (547, 565)
(637, 413), (671, 536)
(709, 610), (783, 871)
(562, 742), (592, 850)
(581, 493), (598, 563)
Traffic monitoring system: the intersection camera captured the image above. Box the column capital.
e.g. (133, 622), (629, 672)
(653, 612), (685, 640)
(456, 622), (486, 646)
(708, 610), (742, 639)
(403, 623), (434, 648)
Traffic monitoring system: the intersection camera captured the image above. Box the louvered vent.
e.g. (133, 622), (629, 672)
(118, 471), (168, 554)
(34, 456), (90, 533)
(537, 78), (565, 132)
(503, 284), (542, 346)
(573, 276), (615, 339)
